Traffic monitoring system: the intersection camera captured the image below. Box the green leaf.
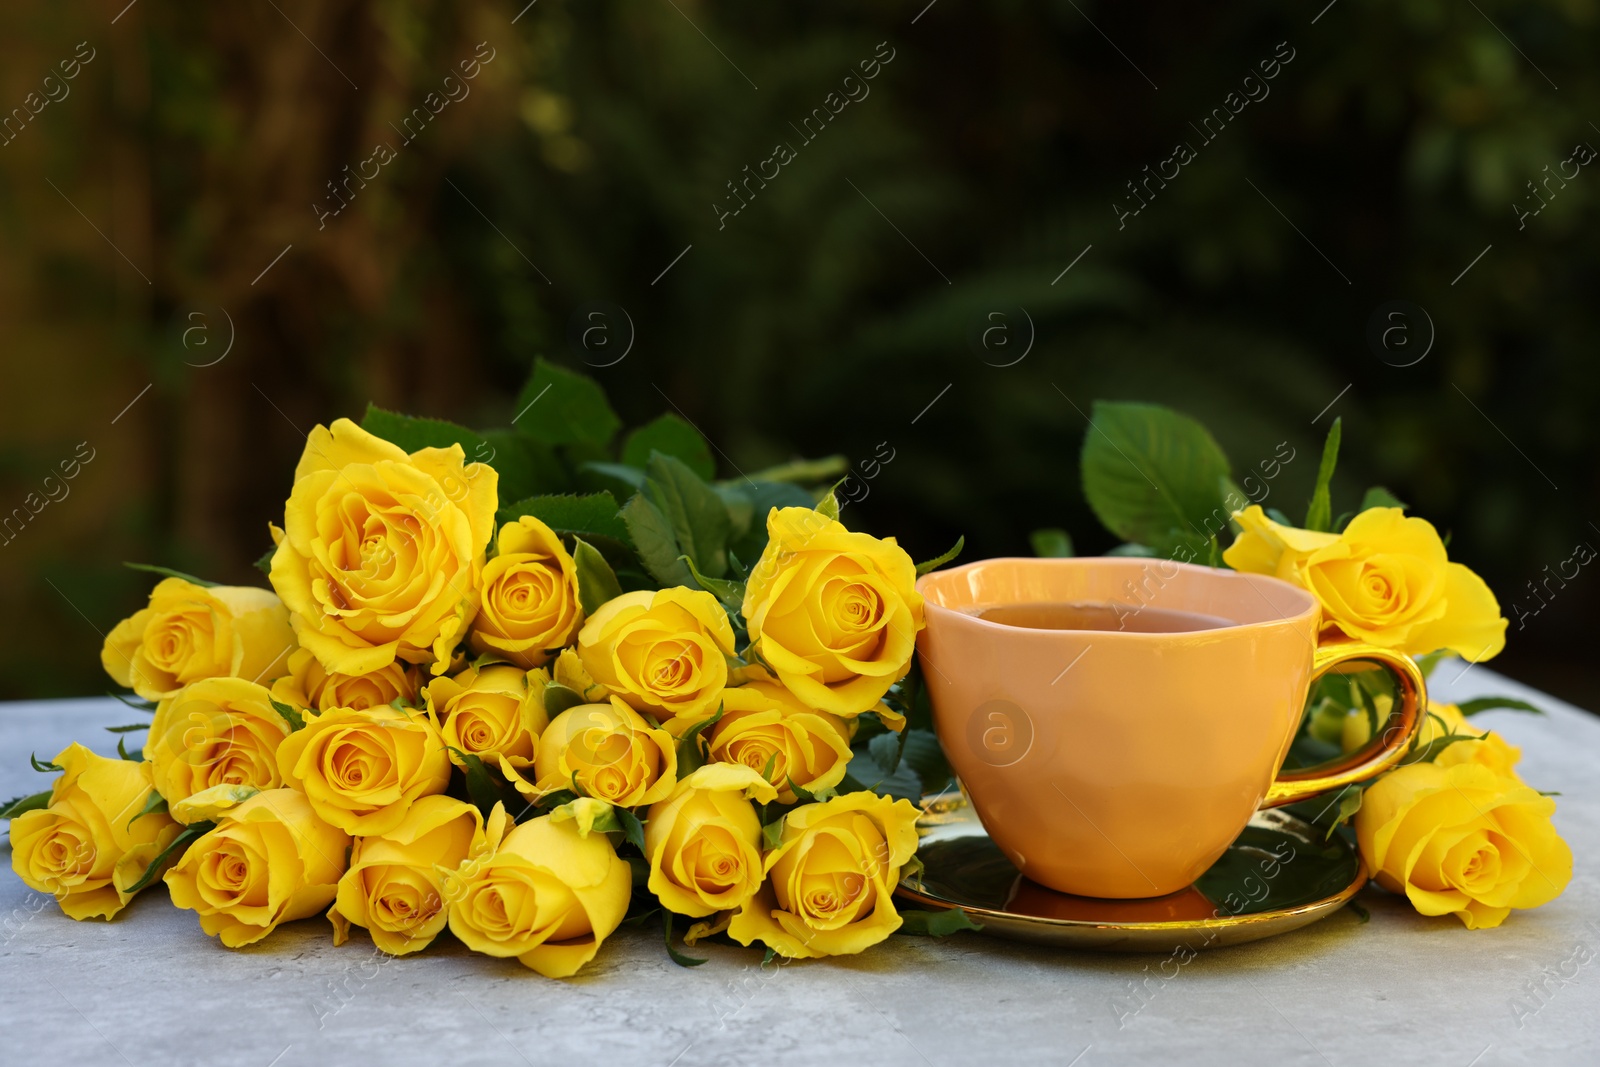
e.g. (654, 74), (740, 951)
(360, 404), (489, 457)
(1080, 401), (1233, 557)
(116, 735), (141, 761)
(842, 743), (922, 801)
(1105, 542), (1156, 557)
(663, 911), (708, 967)
(30, 754), (61, 773)
(623, 415), (715, 480)
(513, 357), (621, 447)
(449, 748), (513, 817)
(681, 555), (745, 614)
(621, 493), (690, 587)
(269, 698), (307, 732)
(722, 480), (817, 562)
(252, 544), (276, 576)
(1456, 696), (1545, 717)
(582, 462), (648, 494)
(896, 908), (984, 937)
(123, 562), (219, 588)
(479, 428), (569, 500)
(495, 492), (632, 549)
(897, 728), (953, 795)
(1319, 784), (1364, 840)
(127, 789), (169, 830)
(615, 806), (646, 852)
(1304, 417), (1342, 532)
(1359, 486), (1406, 513)
(643, 453), (731, 580)
(0, 789), (53, 820)
(676, 703), (726, 776)
(914, 536), (965, 577)
(1029, 528), (1074, 558)
(746, 456), (850, 484)
(1344, 899), (1371, 923)
(1413, 650), (1449, 680)
(762, 818), (785, 850)
(573, 538), (624, 615)
(104, 723), (150, 734)
(124, 821), (214, 893)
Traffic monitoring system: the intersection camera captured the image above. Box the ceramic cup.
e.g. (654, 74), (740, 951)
(916, 557), (1425, 899)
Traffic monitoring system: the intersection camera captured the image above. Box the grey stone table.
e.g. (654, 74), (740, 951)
(3, 666), (1596, 1067)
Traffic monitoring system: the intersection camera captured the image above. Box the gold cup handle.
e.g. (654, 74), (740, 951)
(1262, 641), (1427, 808)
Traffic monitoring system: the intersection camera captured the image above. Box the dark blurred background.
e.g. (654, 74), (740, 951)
(1, 1), (1595, 707)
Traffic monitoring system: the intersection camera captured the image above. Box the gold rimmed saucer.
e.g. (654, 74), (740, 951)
(895, 794), (1366, 952)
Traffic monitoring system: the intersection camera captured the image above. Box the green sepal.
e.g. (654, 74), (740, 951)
(107, 691), (157, 713)
(1344, 899), (1371, 923)
(1029, 528), (1074, 558)
(253, 544), (276, 576)
(1319, 784), (1364, 840)
(761, 819), (785, 850)
(127, 789), (169, 830)
(1303, 417), (1342, 533)
(1456, 696), (1544, 717)
(448, 747), (514, 818)
(105, 723), (150, 734)
(573, 537), (624, 616)
(0, 789), (53, 820)
(1359, 486), (1406, 512)
(663, 910), (708, 967)
(30, 753), (61, 773)
(116, 735), (141, 761)
(124, 820), (215, 894)
(269, 698), (308, 732)
(896, 908), (983, 937)
(761, 946), (779, 967)
(914, 536), (965, 577)
(816, 481), (844, 521)
(123, 562), (219, 588)
(543, 683), (587, 719)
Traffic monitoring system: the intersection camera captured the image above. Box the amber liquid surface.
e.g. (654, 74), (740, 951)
(968, 601), (1232, 634)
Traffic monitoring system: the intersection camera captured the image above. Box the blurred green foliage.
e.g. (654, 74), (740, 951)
(0, 0), (1595, 704)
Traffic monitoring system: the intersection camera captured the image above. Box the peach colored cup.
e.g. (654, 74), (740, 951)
(916, 557), (1425, 899)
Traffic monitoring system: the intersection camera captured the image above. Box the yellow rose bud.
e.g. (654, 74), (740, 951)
(1224, 506), (1507, 661)
(9, 744), (181, 920)
(645, 763), (777, 918)
(707, 683), (854, 804)
(519, 697), (677, 807)
(165, 789), (351, 947)
(1355, 761), (1571, 929)
(468, 516), (584, 668)
(268, 418), (498, 677)
(729, 791), (920, 958)
(742, 507), (925, 718)
(145, 678), (292, 817)
(276, 706), (452, 835)
(443, 813), (632, 978)
(269, 646), (421, 714)
(425, 664), (549, 776)
(1341, 698), (1523, 781)
(576, 588), (735, 728)
(101, 578), (293, 701)
(329, 795), (487, 955)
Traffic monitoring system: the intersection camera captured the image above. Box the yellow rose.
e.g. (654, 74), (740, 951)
(468, 516), (584, 668)
(742, 507), (924, 718)
(101, 578), (293, 701)
(517, 697), (677, 806)
(268, 418), (498, 677)
(645, 763), (777, 918)
(1344, 699), (1522, 781)
(276, 706), (452, 835)
(9, 743), (181, 920)
(707, 683), (854, 804)
(269, 647), (421, 714)
(329, 795), (487, 955)
(145, 678), (291, 816)
(729, 791), (920, 958)
(576, 588), (735, 729)
(425, 664), (549, 788)
(443, 812), (632, 978)
(1355, 761), (1571, 929)
(165, 789), (351, 947)
(1224, 506), (1507, 661)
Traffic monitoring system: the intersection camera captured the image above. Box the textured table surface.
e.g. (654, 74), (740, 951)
(3, 665), (1596, 1067)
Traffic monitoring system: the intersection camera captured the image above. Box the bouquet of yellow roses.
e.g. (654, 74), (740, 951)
(5, 358), (964, 976)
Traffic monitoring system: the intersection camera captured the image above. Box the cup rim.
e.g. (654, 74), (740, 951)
(915, 556), (1320, 639)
